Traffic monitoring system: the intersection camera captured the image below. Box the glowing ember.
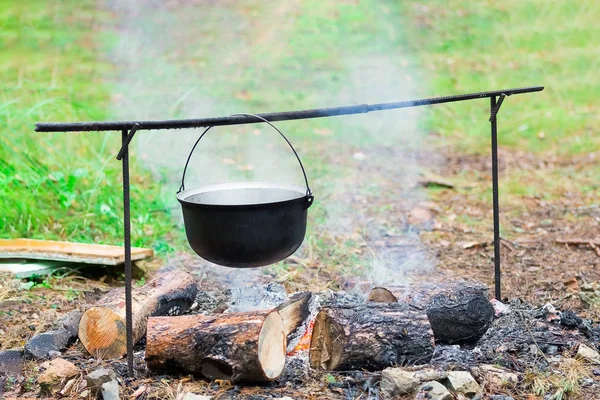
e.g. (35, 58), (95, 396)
(287, 318), (315, 356)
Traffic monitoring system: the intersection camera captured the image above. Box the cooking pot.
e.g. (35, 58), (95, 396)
(176, 114), (314, 268)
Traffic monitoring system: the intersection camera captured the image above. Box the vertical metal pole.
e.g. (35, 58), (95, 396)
(122, 130), (134, 377)
(490, 97), (501, 300)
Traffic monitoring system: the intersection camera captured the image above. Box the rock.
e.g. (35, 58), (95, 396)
(446, 371), (480, 397)
(413, 368), (448, 382)
(37, 358), (79, 393)
(57, 310), (83, 336)
(415, 381), (452, 400)
(471, 364), (518, 390)
(580, 377), (594, 387)
(0, 348), (24, 376)
(381, 368), (419, 397)
(85, 367), (117, 394)
(24, 329), (75, 360)
(100, 378), (120, 400)
(182, 394), (212, 400)
(488, 396), (515, 400)
(577, 343), (600, 364)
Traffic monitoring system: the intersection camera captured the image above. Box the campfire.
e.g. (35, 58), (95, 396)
(16, 86), (598, 399)
(11, 270), (599, 399)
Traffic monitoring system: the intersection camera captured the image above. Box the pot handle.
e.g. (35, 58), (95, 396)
(178, 113), (313, 203)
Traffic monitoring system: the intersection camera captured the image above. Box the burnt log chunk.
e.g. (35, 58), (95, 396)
(78, 270), (197, 359)
(145, 310), (286, 383)
(368, 281), (494, 344)
(309, 303), (434, 371)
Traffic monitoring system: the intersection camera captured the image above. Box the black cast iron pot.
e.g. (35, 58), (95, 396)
(176, 114), (314, 268)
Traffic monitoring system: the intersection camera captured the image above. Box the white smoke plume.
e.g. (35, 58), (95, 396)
(102, 0), (438, 288)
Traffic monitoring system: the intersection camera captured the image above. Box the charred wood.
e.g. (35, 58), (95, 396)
(309, 303), (434, 371)
(368, 281), (494, 344)
(145, 310), (286, 383)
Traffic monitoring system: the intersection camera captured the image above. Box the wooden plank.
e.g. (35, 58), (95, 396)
(0, 239), (153, 266)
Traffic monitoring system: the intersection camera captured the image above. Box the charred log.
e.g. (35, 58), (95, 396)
(309, 303), (434, 371)
(145, 310), (286, 383)
(78, 270), (197, 359)
(368, 281), (494, 344)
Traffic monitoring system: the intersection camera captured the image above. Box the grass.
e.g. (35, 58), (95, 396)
(400, 0), (599, 156)
(0, 0), (175, 249)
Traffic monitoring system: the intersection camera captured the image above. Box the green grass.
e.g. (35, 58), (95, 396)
(0, 0), (174, 249)
(400, 0), (599, 155)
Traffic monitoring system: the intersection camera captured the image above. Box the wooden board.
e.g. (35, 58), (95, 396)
(0, 239), (153, 266)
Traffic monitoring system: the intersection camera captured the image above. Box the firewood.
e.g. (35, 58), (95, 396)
(78, 270), (197, 359)
(309, 303), (434, 371)
(276, 292), (316, 352)
(367, 281), (494, 344)
(145, 310), (287, 383)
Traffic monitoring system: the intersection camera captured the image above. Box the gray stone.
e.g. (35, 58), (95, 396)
(85, 368), (117, 394)
(56, 310), (83, 336)
(24, 329), (75, 360)
(415, 381), (452, 400)
(413, 368), (448, 382)
(470, 365), (518, 391)
(182, 394), (212, 400)
(446, 371), (480, 397)
(100, 378), (120, 400)
(0, 348), (23, 376)
(381, 368), (419, 397)
(488, 396), (515, 400)
(577, 343), (600, 364)
(37, 358), (79, 393)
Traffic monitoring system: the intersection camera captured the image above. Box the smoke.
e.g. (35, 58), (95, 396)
(102, 0), (438, 288)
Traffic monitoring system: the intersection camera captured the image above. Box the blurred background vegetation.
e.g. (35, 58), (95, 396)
(1, 0), (598, 256)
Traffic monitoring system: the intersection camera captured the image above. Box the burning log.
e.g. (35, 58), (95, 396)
(276, 292), (316, 352)
(145, 310), (287, 383)
(367, 281), (494, 344)
(78, 270), (197, 359)
(309, 303), (434, 371)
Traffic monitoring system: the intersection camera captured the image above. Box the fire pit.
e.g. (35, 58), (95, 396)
(36, 85), (544, 376)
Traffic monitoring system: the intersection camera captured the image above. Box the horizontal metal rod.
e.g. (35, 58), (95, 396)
(35, 86), (543, 133)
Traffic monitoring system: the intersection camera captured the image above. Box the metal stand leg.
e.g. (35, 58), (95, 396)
(121, 129), (134, 377)
(490, 95), (505, 300)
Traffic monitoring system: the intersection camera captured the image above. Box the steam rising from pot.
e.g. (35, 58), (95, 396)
(104, 0), (437, 287)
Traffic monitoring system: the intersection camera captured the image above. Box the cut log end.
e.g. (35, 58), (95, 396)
(78, 307), (126, 359)
(309, 309), (343, 370)
(258, 311), (286, 379)
(367, 287), (398, 303)
(78, 270), (197, 359)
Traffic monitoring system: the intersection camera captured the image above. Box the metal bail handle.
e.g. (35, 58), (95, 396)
(178, 113), (313, 200)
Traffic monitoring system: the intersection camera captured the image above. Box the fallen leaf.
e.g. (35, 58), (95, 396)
(462, 241), (488, 249)
(221, 158), (237, 165)
(563, 277), (579, 292)
(408, 207), (433, 225)
(235, 90), (252, 100)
